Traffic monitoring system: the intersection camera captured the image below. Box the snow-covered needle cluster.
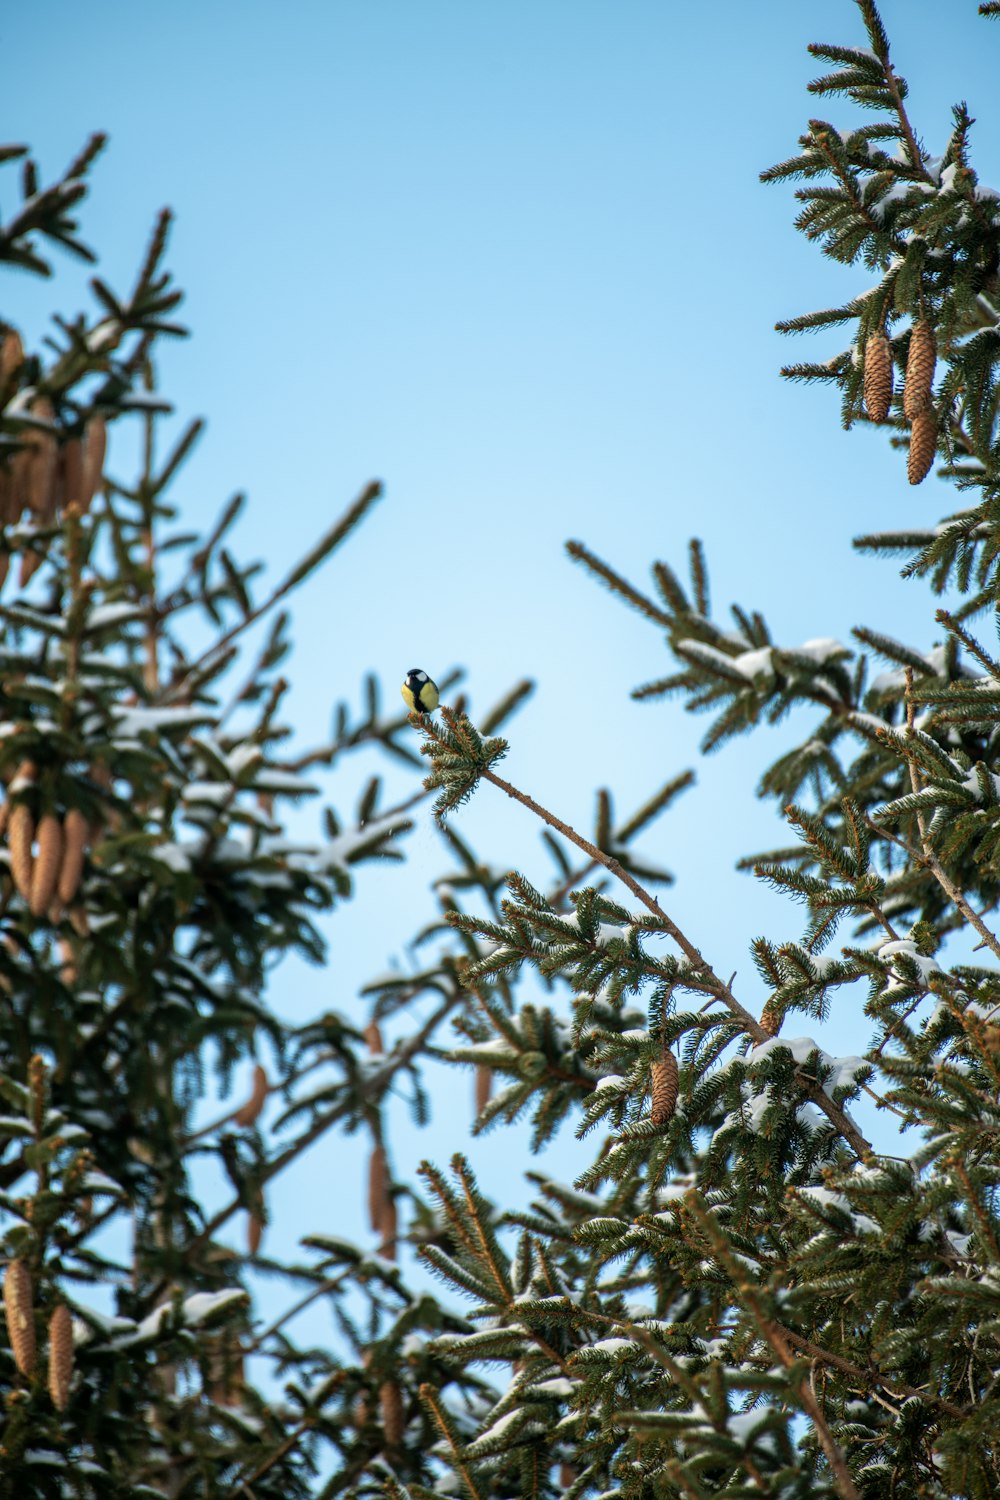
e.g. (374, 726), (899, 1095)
(3, 3), (1000, 1497)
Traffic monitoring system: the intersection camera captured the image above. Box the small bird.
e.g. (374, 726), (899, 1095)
(401, 668), (439, 715)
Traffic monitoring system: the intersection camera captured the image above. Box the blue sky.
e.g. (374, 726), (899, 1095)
(5, 0), (1000, 1310)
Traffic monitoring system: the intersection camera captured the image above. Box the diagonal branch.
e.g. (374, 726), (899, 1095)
(473, 759), (873, 1159)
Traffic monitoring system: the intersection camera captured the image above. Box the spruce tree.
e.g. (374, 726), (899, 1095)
(4, 2), (1000, 1498)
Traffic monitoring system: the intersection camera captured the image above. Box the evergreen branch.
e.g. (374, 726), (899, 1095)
(242, 1272), (349, 1357)
(146, 993), (460, 1305)
(778, 1325), (967, 1419)
(935, 607), (1000, 678)
(418, 1383), (486, 1500)
(565, 540), (673, 626)
(947, 1155), (1000, 1265)
(888, 669), (1000, 965)
(879, 51), (927, 178)
(682, 1192), (861, 1500)
(469, 757), (873, 1158)
(228, 1410), (320, 1498)
(165, 480), (382, 700)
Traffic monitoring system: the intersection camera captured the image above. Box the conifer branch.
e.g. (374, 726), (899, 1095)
(887, 669), (1000, 966)
(683, 1192), (861, 1500)
(469, 756), (873, 1157)
(228, 1411), (321, 1498)
(881, 60), (927, 180)
(419, 1383), (486, 1500)
(164, 481), (382, 700)
(149, 993), (460, 1301)
(778, 1325), (967, 1419)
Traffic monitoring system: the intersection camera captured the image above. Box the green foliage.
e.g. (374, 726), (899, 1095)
(5, 5), (1000, 1498)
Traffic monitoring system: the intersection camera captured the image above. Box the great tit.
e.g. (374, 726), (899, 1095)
(401, 668), (439, 715)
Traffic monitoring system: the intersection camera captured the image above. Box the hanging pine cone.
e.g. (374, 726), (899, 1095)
(247, 1211), (263, 1256)
(380, 1378), (405, 1448)
(60, 438), (84, 511)
(368, 1143), (390, 1234)
(378, 1193), (398, 1260)
(3, 1258), (36, 1376)
(863, 332), (893, 422)
(8, 802), (35, 903)
(363, 1019), (383, 1054)
(475, 1063), (492, 1115)
(233, 1064), (269, 1128)
(760, 1005), (781, 1038)
(908, 406), (938, 485)
(57, 808), (89, 905)
(903, 321), (936, 419)
(0, 327), (24, 388)
(650, 1049), (679, 1128)
(25, 399), (59, 521)
(68, 904), (90, 938)
(80, 416), (107, 513)
(30, 814), (64, 917)
(47, 1303), (74, 1411)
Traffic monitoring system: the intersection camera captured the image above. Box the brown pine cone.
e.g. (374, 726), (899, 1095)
(650, 1050), (679, 1128)
(3, 1258), (36, 1376)
(903, 321), (936, 419)
(475, 1063), (492, 1115)
(48, 1303), (74, 1411)
(908, 407), (938, 485)
(26, 400), (59, 520)
(233, 1064), (269, 1128)
(68, 905), (90, 938)
(60, 438), (84, 511)
(760, 1005), (782, 1038)
(863, 332), (893, 422)
(368, 1143), (390, 1234)
(57, 808), (89, 905)
(8, 802), (35, 902)
(380, 1378), (405, 1448)
(247, 1212), (263, 1256)
(30, 813), (64, 917)
(80, 416), (107, 512)
(378, 1193), (398, 1261)
(0, 327), (24, 388)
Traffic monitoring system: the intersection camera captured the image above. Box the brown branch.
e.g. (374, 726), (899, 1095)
(882, 64), (929, 181)
(476, 760), (873, 1160)
(228, 1412), (320, 1498)
(779, 1325), (966, 1420)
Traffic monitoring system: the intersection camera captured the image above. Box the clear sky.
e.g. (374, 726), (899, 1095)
(4, 0), (1000, 1314)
